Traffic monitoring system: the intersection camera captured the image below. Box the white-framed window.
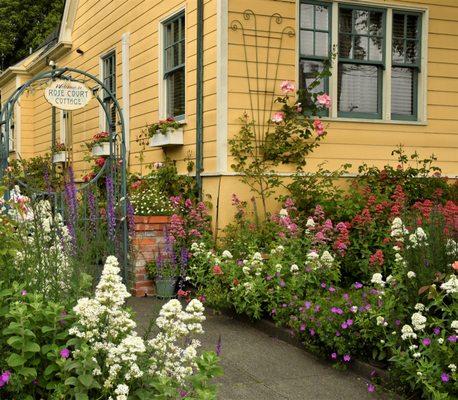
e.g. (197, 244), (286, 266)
(160, 11), (186, 120)
(100, 50), (116, 131)
(298, 1), (427, 123)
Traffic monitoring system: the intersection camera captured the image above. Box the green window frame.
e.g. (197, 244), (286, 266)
(299, 0), (331, 116)
(102, 51), (116, 129)
(391, 11), (421, 121)
(337, 4), (386, 119)
(163, 12), (185, 119)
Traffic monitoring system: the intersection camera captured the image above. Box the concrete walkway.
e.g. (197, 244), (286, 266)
(129, 298), (377, 400)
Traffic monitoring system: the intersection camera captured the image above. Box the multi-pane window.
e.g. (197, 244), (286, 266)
(102, 51), (116, 130)
(163, 12), (185, 119)
(299, 2), (424, 122)
(338, 6), (385, 118)
(299, 1), (330, 112)
(391, 12), (421, 120)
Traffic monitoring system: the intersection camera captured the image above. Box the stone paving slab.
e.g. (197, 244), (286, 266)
(128, 297), (378, 400)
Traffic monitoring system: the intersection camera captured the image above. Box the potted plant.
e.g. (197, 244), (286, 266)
(87, 131), (111, 156)
(148, 117), (184, 147)
(52, 143), (68, 163)
(146, 250), (179, 299)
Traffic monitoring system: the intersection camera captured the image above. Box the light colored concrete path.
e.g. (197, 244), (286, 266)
(129, 297), (378, 400)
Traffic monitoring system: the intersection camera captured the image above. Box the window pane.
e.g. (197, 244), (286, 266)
(167, 68), (185, 117)
(315, 5), (329, 31)
(406, 15), (419, 38)
(300, 30), (314, 55)
(300, 60), (325, 92)
(315, 32), (328, 56)
(338, 64), (379, 114)
(165, 47), (174, 70)
(339, 34), (353, 58)
(354, 10), (369, 34)
(369, 11), (383, 36)
(300, 4), (314, 29)
(406, 40), (419, 64)
(353, 35), (368, 60)
(369, 36), (383, 61)
(392, 13), (405, 38)
(391, 67), (415, 116)
(339, 8), (353, 33)
(392, 39), (405, 63)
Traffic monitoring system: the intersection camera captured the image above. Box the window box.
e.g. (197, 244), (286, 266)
(149, 127), (184, 148)
(53, 151), (68, 164)
(91, 142), (111, 157)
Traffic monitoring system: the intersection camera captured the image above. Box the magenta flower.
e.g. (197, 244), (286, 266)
(448, 335), (457, 343)
(354, 282), (363, 289)
(321, 282), (327, 288)
(367, 384), (375, 393)
(0, 371), (11, 387)
(331, 352), (337, 360)
(279, 280), (286, 288)
(309, 329), (315, 336)
(441, 373), (449, 383)
(422, 338), (431, 346)
(433, 327), (441, 335)
(21, 290), (27, 296)
(329, 287), (336, 293)
(179, 389), (189, 398)
(341, 322), (348, 329)
(395, 320), (401, 326)
(305, 301), (311, 309)
(343, 354), (351, 362)
(346, 319), (354, 326)
(343, 293), (350, 301)
(331, 307), (343, 315)
(60, 348), (70, 359)
(300, 324), (306, 332)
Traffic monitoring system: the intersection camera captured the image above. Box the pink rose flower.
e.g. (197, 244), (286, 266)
(271, 112), (285, 123)
(317, 93), (332, 109)
(313, 118), (325, 136)
(280, 80), (295, 94)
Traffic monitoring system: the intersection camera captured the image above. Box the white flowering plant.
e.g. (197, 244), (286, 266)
(51, 256), (222, 400)
(129, 179), (173, 216)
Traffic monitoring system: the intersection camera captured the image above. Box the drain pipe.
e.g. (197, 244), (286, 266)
(195, 0), (204, 200)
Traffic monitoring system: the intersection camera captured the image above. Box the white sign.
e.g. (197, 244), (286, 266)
(44, 79), (92, 110)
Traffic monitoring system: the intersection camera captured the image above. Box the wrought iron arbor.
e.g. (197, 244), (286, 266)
(0, 66), (130, 281)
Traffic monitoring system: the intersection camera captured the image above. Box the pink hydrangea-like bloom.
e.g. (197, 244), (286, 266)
(271, 111), (285, 123)
(317, 93), (332, 109)
(280, 80), (295, 93)
(313, 118), (325, 136)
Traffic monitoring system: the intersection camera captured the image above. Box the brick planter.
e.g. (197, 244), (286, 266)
(131, 215), (169, 297)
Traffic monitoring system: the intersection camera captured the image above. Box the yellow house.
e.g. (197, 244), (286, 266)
(0, 0), (457, 227)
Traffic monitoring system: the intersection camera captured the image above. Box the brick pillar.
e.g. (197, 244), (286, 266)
(131, 215), (169, 297)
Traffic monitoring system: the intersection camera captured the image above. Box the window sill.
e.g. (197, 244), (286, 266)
(322, 117), (427, 126)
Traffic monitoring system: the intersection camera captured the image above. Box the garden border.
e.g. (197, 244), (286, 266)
(212, 307), (392, 386)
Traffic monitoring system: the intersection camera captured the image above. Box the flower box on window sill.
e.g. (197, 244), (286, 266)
(52, 151), (68, 164)
(149, 127), (184, 148)
(91, 142), (111, 157)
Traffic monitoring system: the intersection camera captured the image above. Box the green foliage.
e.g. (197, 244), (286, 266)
(229, 114), (281, 219)
(0, 283), (73, 397)
(146, 117), (183, 138)
(0, 0), (65, 69)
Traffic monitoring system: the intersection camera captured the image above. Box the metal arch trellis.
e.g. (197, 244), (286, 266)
(0, 66), (130, 282)
(230, 9), (295, 145)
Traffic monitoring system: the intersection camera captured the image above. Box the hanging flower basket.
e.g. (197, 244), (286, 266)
(52, 151), (68, 164)
(149, 127), (184, 148)
(91, 142), (111, 157)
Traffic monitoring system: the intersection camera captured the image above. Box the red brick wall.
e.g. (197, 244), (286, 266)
(131, 215), (169, 297)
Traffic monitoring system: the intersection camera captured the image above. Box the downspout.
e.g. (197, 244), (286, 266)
(196, 0), (204, 199)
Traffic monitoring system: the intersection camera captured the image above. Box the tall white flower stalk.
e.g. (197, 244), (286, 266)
(70, 256), (145, 396)
(147, 298), (206, 382)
